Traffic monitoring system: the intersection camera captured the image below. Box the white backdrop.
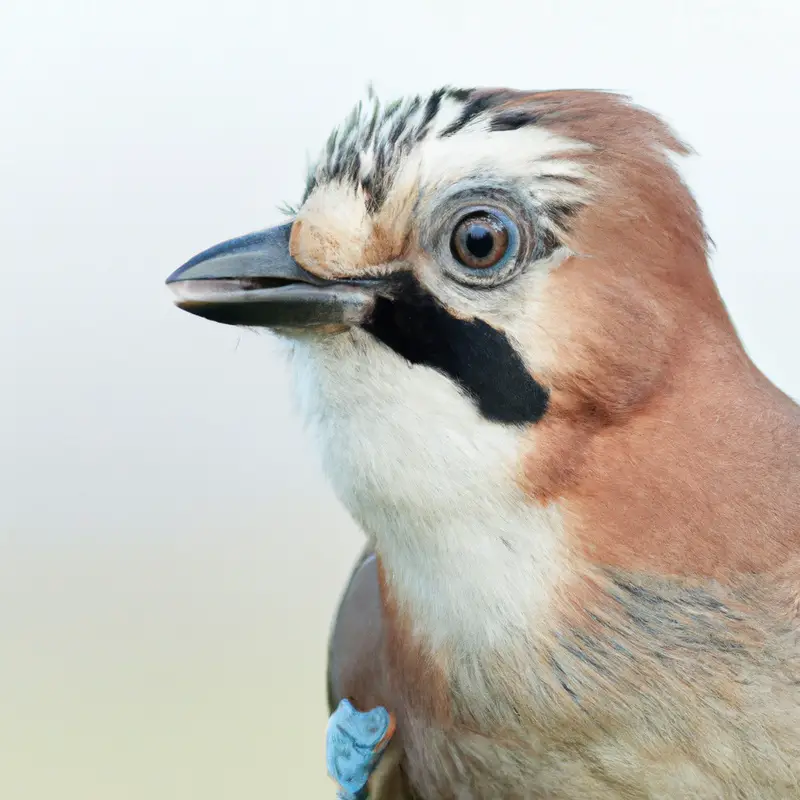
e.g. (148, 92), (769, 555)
(3, 1), (799, 797)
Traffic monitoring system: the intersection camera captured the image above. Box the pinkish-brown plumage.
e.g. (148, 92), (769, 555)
(320, 89), (800, 799)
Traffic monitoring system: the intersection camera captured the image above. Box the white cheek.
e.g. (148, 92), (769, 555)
(287, 330), (523, 519)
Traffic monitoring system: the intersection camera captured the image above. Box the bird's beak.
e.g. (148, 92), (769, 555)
(165, 222), (377, 329)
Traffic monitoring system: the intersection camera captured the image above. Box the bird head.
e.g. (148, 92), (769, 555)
(167, 88), (795, 650)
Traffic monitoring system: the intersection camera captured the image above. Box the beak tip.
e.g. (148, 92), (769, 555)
(165, 257), (199, 285)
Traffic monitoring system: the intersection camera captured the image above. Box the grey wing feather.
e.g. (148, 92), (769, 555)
(327, 547), (387, 712)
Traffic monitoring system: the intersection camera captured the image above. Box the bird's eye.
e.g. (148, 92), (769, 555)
(450, 212), (510, 270)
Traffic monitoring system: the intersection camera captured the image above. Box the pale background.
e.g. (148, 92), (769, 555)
(3, 0), (799, 797)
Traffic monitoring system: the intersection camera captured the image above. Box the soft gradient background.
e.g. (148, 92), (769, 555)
(3, 1), (799, 797)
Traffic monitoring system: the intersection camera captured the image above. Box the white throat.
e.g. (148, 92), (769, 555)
(288, 330), (566, 652)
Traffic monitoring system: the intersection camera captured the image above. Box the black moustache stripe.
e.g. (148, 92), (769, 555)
(361, 274), (549, 425)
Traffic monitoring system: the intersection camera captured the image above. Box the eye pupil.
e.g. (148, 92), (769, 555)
(450, 211), (511, 270)
(465, 226), (494, 259)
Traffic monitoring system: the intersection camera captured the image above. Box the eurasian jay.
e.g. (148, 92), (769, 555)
(167, 87), (800, 798)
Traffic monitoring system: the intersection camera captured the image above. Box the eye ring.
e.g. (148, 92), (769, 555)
(450, 211), (511, 270)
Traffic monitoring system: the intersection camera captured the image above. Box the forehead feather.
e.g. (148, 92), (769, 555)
(302, 86), (691, 215)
